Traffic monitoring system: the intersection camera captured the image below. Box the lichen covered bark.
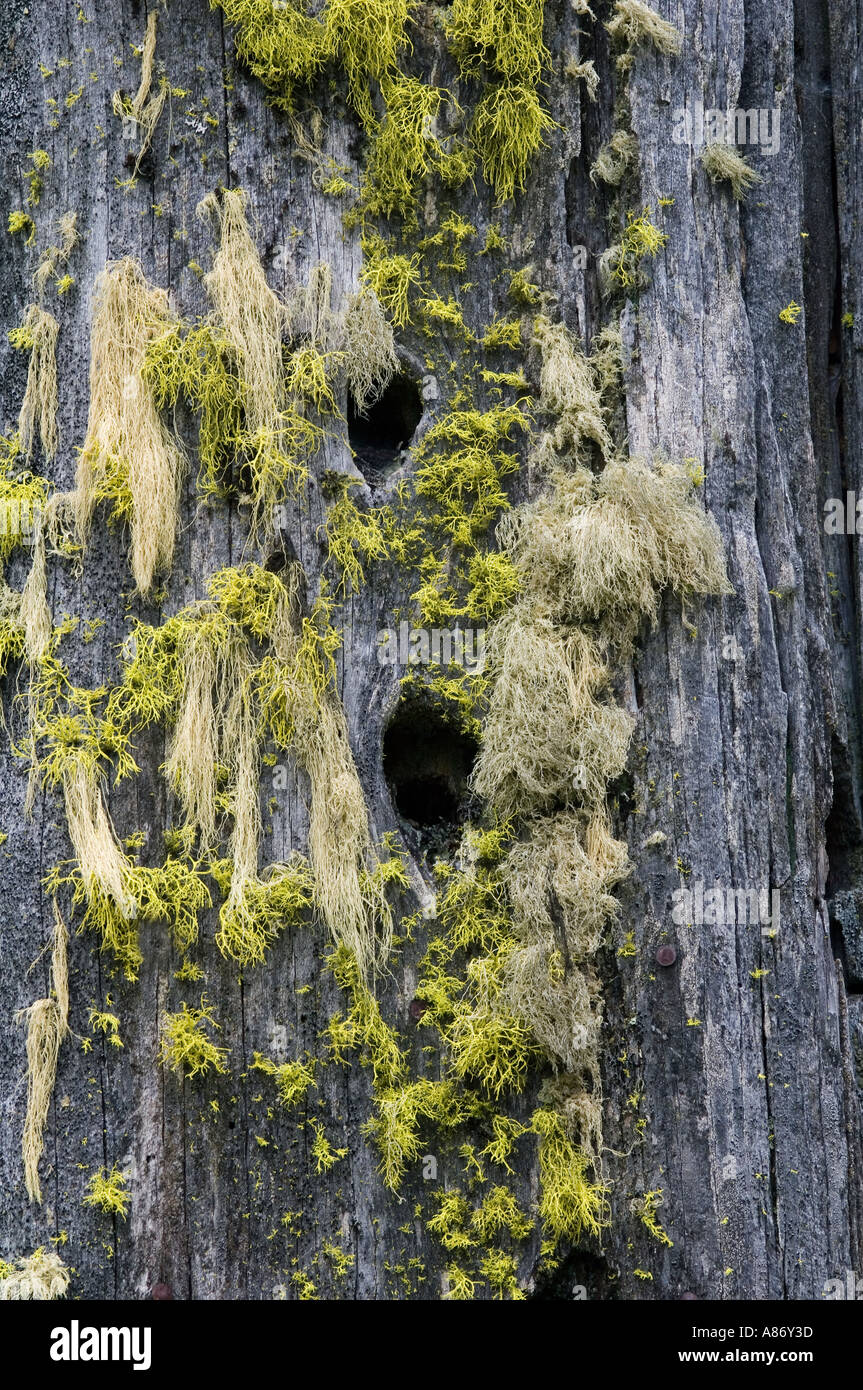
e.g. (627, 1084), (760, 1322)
(0, 0), (860, 1302)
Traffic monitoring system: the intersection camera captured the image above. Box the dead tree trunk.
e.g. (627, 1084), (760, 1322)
(0, 0), (861, 1301)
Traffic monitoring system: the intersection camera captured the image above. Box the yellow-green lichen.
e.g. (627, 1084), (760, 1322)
(159, 997), (230, 1079)
(83, 1164), (130, 1219)
(251, 1051), (317, 1106)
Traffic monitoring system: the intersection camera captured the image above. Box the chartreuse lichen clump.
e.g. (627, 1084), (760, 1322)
(212, 0), (411, 122)
(216, 857), (316, 966)
(323, 944), (476, 1190)
(0, 429), (49, 526)
(414, 403), (526, 548)
(359, 232), (423, 328)
(430, 1184), (537, 1300)
(213, 0), (558, 210)
(632, 1187), (673, 1247)
(159, 997), (230, 1079)
(321, 474), (390, 594)
(143, 320), (249, 496)
(373, 400), (528, 628)
(83, 1164), (130, 1219)
(532, 1107), (605, 1242)
(251, 1051), (317, 1106)
(46, 852), (213, 982)
(362, 76), (449, 219)
(447, 0), (556, 201)
(211, 0), (445, 213)
(601, 209), (668, 292)
(8, 210), (37, 245)
(24, 151), (51, 208)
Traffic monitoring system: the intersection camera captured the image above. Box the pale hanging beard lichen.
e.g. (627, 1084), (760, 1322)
(17, 902), (70, 1204)
(112, 9), (168, 179)
(62, 763), (135, 924)
(258, 584), (395, 980)
(590, 129), (639, 186)
(533, 315), (614, 461)
(500, 812), (630, 1071)
(74, 257), (187, 594)
(606, 0), (682, 62)
(197, 187), (289, 434)
(565, 57), (599, 102)
(342, 285), (399, 414)
(33, 211), (78, 300)
(9, 304), (60, 462)
(472, 606), (634, 817)
(701, 141), (762, 200)
(19, 515), (52, 662)
(498, 458), (732, 647)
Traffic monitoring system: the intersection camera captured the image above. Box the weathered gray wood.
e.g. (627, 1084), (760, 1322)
(1, 0), (861, 1301)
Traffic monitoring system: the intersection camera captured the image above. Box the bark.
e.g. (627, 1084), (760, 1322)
(0, 0), (861, 1301)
